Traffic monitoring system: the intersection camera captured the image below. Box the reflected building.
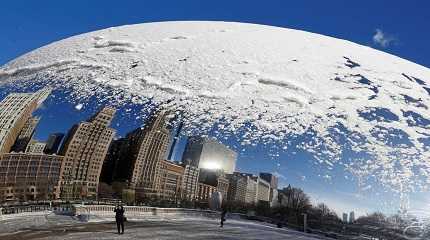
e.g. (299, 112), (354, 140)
(0, 153), (63, 201)
(59, 107), (116, 199)
(343, 213), (348, 223)
(25, 139), (46, 154)
(11, 116), (40, 153)
(181, 165), (199, 200)
(0, 88), (51, 154)
(44, 133), (64, 154)
(350, 211), (355, 223)
(226, 173), (247, 202)
(113, 112), (171, 199)
(182, 137), (237, 174)
(159, 160), (184, 200)
(259, 172), (278, 206)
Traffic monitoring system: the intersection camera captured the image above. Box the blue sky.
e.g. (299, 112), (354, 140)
(1, 0), (430, 216)
(1, 0), (429, 68)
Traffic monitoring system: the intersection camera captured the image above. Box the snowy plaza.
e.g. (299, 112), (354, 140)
(0, 211), (326, 240)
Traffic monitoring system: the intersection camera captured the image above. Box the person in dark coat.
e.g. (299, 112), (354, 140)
(114, 205), (125, 234)
(220, 209), (228, 227)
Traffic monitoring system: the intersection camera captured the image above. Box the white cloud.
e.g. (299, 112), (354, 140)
(273, 171), (287, 180)
(372, 29), (396, 48)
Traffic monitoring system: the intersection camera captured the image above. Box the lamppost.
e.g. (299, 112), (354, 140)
(302, 213), (308, 233)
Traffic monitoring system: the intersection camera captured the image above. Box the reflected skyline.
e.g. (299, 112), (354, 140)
(3, 86), (421, 218)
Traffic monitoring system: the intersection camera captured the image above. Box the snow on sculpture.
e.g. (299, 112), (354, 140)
(1, 21), (430, 197)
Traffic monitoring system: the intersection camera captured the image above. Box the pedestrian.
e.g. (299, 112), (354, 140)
(220, 208), (227, 227)
(114, 205), (125, 234)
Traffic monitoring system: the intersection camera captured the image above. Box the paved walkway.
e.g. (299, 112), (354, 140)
(1, 215), (326, 240)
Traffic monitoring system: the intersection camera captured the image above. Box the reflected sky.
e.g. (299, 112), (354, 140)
(1, 86), (425, 218)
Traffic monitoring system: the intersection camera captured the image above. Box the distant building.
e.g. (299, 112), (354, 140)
(127, 112), (171, 198)
(256, 177), (270, 203)
(25, 140), (46, 154)
(245, 175), (258, 204)
(159, 160), (184, 201)
(0, 153), (63, 201)
(343, 213), (348, 223)
(100, 138), (129, 184)
(0, 88), (50, 154)
(349, 211), (355, 223)
(182, 137), (237, 173)
(59, 107), (116, 199)
(167, 122), (183, 160)
(226, 173), (247, 203)
(196, 182), (216, 202)
(181, 165), (199, 200)
(259, 172), (278, 206)
(44, 133), (64, 154)
(216, 175), (229, 200)
(11, 116), (40, 152)
(198, 168), (229, 200)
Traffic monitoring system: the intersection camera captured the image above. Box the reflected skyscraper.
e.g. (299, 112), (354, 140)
(44, 133), (64, 154)
(59, 107), (116, 199)
(182, 137), (237, 174)
(0, 88), (51, 154)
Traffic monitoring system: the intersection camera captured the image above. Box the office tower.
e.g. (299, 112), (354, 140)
(59, 107), (116, 199)
(196, 182), (217, 202)
(127, 111), (171, 198)
(159, 160), (184, 201)
(11, 116), (40, 152)
(0, 88), (51, 154)
(0, 153), (63, 201)
(182, 137), (237, 174)
(25, 140), (46, 154)
(167, 122), (183, 160)
(343, 213), (348, 223)
(256, 177), (271, 203)
(259, 173), (278, 189)
(100, 138), (129, 184)
(44, 133), (64, 154)
(181, 165), (199, 200)
(226, 173), (248, 202)
(259, 172), (279, 206)
(349, 211), (355, 223)
(245, 175), (258, 204)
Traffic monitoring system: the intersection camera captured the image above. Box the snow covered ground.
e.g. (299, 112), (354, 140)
(0, 212), (327, 240)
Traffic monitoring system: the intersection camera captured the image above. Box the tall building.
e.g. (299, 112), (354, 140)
(181, 165), (199, 200)
(196, 182), (217, 202)
(343, 213), (348, 223)
(226, 173), (247, 202)
(216, 175), (229, 200)
(349, 211), (355, 223)
(167, 122), (183, 160)
(25, 139), (46, 154)
(0, 88), (50, 154)
(59, 107), (116, 199)
(100, 138), (129, 184)
(11, 116), (40, 152)
(0, 153), (63, 201)
(159, 160), (184, 201)
(44, 133), (64, 154)
(244, 175), (258, 204)
(127, 112), (171, 198)
(259, 172), (279, 206)
(256, 177), (271, 203)
(182, 137), (237, 174)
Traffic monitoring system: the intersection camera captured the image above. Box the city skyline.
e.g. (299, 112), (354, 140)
(0, 87), (391, 217)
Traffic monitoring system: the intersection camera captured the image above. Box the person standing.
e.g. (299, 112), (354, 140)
(220, 209), (227, 227)
(114, 205), (125, 234)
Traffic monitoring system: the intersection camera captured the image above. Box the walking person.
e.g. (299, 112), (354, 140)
(220, 208), (228, 228)
(114, 205), (125, 234)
